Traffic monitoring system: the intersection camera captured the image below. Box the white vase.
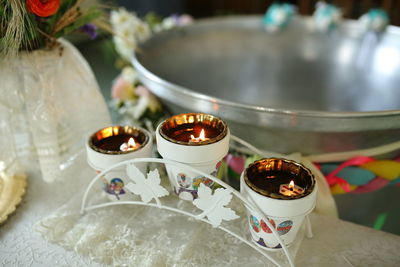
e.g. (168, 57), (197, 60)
(0, 39), (111, 182)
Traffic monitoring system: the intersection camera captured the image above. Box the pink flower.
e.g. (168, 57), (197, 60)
(136, 85), (161, 113)
(135, 85), (150, 97)
(111, 76), (135, 100)
(178, 14), (194, 25)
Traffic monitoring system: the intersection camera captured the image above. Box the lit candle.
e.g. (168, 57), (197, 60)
(119, 137), (139, 152)
(189, 129), (209, 143)
(241, 158), (316, 249)
(86, 126), (153, 201)
(242, 159), (311, 200)
(93, 127), (144, 153)
(156, 113), (230, 200)
(279, 180), (305, 197)
(159, 113), (223, 145)
(87, 125), (152, 167)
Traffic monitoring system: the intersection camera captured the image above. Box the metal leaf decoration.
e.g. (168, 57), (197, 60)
(125, 164), (169, 203)
(193, 183), (239, 227)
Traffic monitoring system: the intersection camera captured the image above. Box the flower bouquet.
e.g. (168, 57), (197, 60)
(0, 0), (105, 54)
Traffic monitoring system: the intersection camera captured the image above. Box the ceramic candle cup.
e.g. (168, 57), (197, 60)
(156, 113), (230, 201)
(86, 126), (153, 201)
(240, 158), (317, 249)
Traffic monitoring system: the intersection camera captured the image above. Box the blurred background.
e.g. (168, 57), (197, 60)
(115, 0), (400, 25)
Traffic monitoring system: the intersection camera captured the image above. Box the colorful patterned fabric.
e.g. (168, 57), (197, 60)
(319, 156), (400, 195)
(224, 154), (400, 195)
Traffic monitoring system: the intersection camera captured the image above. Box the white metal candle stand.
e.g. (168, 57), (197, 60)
(80, 135), (314, 267)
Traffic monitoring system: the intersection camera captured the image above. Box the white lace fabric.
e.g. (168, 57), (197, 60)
(0, 39), (111, 183)
(38, 196), (269, 266)
(1, 151), (399, 266)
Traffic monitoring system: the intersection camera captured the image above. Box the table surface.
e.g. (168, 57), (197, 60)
(0, 151), (399, 267)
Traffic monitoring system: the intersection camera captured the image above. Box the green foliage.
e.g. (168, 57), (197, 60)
(21, 13), (42, 50)
(144, 12), (162, 29)
(55, 7), (101, 38)
(98, 38), (119, 65)
(0, 1), (4, 15)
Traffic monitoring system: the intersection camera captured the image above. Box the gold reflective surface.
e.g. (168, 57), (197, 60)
(159, 113), (228, 146)
(88, 126), (149, 155)
(244, 158), (315, 200)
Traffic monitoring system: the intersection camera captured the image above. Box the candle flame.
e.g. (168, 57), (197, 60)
(289, 180), (295, 191)
(199, 129), (206, 140)
(128, 137), (136, 147)
(190, 129), (208, 142)
(279, 180), (304, 197)
(120, 137), (138, 151)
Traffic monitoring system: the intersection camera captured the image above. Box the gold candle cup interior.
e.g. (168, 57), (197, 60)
(89, 126), (149, 155)
(159, 113), (228, 146)
(244, 158), (315, 200)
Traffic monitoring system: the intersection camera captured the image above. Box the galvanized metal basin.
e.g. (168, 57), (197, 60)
(133, 16), (400, 155)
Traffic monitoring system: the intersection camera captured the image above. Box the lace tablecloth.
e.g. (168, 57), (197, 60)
(1, 151), (399, 266)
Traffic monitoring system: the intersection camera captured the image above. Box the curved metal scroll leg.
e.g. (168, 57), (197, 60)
(306, 215), (313, 239)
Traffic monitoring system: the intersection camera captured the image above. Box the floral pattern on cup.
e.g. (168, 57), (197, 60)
(261, 218), (276, 234)
(250, 215), (277, 234)
(277, 220), (293, 235)
(192, 176), (214, 190)
(175, 172), (215, 200)
(250, 215), (261, 232)
(249, 214), (293, 237)
(174, 160), (220, 201)
(103, 177), (126, 200)
(256, 237), (282, 249)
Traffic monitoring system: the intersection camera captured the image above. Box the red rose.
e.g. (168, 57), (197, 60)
(26, 0), (60, 17)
